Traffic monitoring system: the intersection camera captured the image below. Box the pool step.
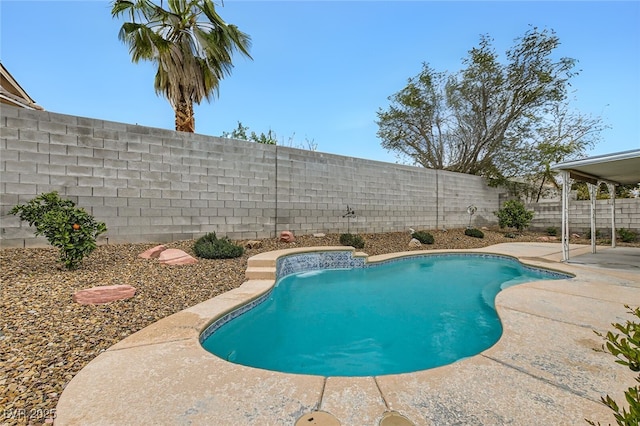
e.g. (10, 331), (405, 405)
(247, 257), (276, 268)
(245, 246), (365, 281)
(245, 266), (275, 280)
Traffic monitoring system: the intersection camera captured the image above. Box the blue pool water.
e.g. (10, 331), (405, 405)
(201, 254), (569, 376)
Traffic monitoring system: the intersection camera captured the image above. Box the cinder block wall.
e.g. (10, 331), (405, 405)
(7, 105), (634, 247)
(528, 199), (640, 235)
(0, 106), (504, 247)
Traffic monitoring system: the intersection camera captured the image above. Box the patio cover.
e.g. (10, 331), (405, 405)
(551, 149), (640, 261)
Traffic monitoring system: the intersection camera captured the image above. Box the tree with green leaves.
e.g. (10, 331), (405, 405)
(515, 100), (605, 202)
(221, 121), (277, 145)
(221, 121), (318, 150)
(494, 199), (534, 231)
(10, 192), (107, 270)
(377, 27), (604, 190)
(111, 0), (252, 133)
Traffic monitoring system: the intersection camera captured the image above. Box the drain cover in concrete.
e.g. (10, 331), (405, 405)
(295, 411), (340, 426)
(379, 411), (414, 426)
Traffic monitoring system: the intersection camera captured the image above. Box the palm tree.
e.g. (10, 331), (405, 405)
(111, 0), (252, 132)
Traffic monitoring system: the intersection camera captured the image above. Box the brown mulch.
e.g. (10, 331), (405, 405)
(1, 228), (637, 425)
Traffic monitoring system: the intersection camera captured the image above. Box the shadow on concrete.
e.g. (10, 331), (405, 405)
(568, 247), (640, 271)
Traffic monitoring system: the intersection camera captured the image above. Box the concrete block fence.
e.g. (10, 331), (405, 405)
(1, 105), (637, 248)
(0, 106), (503, 247)
(528, 198), (640, 236)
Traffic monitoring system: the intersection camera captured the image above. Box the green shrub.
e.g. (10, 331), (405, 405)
(194, 232), (244, 259)
(587, 305), (640, 426)
(618, 228), (638, 243)
(464, 228), (484, 239)
(339, 233), (365, 249)
(494, 200), (534, 231)
(412, 231), (434, 245)
(546, 227), (558, 236)
(9, 192), (107, 270)
(504, 232), (516, 239)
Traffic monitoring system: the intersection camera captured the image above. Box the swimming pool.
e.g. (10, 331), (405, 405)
(201, 252), (570, 376)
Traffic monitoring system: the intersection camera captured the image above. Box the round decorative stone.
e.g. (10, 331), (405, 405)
(408, 238), (422, 248)
(279, 231), (295, 243)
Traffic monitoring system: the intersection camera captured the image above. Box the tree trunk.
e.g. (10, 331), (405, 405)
(535, 175), (546, 203)
(174, 99), (195, 133)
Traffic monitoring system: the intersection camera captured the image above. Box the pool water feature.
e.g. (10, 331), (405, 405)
(201, 253), (570, 377)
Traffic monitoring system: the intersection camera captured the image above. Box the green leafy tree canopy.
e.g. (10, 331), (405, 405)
(377, 27), (604, 188)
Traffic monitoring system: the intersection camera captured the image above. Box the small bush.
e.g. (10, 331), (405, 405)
(339, 233), (365, 249)
(587, 305), (640, 426)
(504, 232), (516, 239)
(194, 232), (244, 259)
(546, 227), (558, 236)
(9, 192), (107, 270)
(412, 230), (434, 245)
(494, 200), (534, 231)
(618, 228), (638, 243)
(464, 228), (484, 238)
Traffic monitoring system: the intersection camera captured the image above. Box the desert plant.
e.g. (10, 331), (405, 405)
(546, 227), (558, 236)
(618, 229), (638, 243)
(412, 230), (434, 245)
(494, 200), (534, 231)
(194, 232), (244, 259)
(339, 233), (365, 249)
(595, 305), (640, 372)
(587, 305), (640, 426)
(464, 228), (484, 238)
(9, 192), (107, 270)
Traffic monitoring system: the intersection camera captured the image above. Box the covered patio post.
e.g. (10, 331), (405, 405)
(588, 182), (597, 254)
(561, 170), (570, 262)
(608, 183), (617, 248)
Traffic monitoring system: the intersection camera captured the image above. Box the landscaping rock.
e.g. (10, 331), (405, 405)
(138, 245), (166, 259)
(73, 285), (136, 305)
(158, 249), (198, 265)
(408, 238), (422, 248)
(279, 231), (295, 243)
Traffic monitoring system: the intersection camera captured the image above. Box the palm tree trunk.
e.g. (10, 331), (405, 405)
(175, 99), (195, 133)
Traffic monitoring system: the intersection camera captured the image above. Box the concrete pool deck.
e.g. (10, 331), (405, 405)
(55, 243), (640, 426)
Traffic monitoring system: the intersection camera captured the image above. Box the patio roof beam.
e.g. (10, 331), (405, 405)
(569, 170), (614, 186)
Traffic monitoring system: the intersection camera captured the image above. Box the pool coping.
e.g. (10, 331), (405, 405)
(55, 243), (640, 425)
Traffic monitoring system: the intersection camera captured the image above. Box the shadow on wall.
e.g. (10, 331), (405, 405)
(471, 214), (493, 227)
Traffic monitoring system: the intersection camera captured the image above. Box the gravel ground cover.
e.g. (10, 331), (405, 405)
(1, 228), (637, 425)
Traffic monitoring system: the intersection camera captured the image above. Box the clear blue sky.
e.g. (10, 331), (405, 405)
(1, 1), (639, 164)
